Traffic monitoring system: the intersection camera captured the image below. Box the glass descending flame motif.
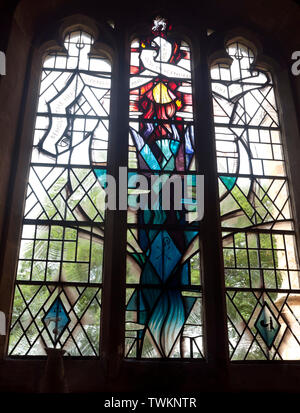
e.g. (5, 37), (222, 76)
(126, 23), (203, 359)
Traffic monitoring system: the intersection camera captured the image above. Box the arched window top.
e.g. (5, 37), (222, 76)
(126, 17), (202, 359)
(211, 38), (270, 81)
(7, 25), (112, 356)
(43, 29), (111, 73)
(210, 34), (300, 360)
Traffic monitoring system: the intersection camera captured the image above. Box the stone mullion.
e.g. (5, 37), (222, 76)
(191, 27), (229, 373)
(100, 22), (130, 378)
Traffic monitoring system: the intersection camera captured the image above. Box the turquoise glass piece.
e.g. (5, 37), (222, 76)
(254, 303), (280, 349)
(220, 175), (236, 191)
(141, 145), (161, 170)
(94, 168), (107, 187)
(42, 297), (70, 345)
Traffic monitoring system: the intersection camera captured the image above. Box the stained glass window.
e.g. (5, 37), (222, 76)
(211, 40), (300, 360)
(8, 30), (111, 356)
(125, 17), (203, 358)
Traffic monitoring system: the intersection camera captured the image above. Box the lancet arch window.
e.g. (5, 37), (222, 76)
(8, 29), (111, 356)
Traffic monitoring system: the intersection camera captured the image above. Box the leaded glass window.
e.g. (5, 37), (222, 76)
(6, 20), (300, 367)
(125, 17), (203, 358)
(211, 39), (300, 360)
(8, 30), (111, 356)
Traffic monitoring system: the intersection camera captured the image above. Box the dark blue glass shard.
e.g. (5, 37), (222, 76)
(139, 291), (146, 311)
(149, 231), (181, 281)
(42, 296), (70, 345)
(153, 210), (166, 224)
(141, 288), (161, 318)
(143, 209), (152, 225)
(139, 229), (149, 251)
(182, 295), (196, 314)
(148, 229), (158, 243)
(181, 263), (189, 285)
(141, 263), (161, 285)
(139, 310), (147, 325)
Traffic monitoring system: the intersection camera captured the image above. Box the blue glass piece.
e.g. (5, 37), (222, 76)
(139, 291), (146, 311)
(94, 169), (107, 188)
(181, 198), (195, 204)
(151, 196), (161, 212)
(128, 172), (138, 188)
(141, 262), (161, 285)
(143, 209), (152, 224)
(189, 125), (195, 146)
(157, 139), (171, 159)
(139, 229), (148, 251)
(157, 139), (179, 170)
(140, 287), (161, 322)
(127, 290), (146, 312)
(148, 289), (185, 356)
(139, 310), (147, 325)
(141, 145), (161, 170)
(170, 140), (180, 156)
(171, 124), (180, 140)
(130, 127), (144, 151)
(132, 252), (146, 266)
(153, 210), (166, 224)
(127, 291), (138, 311)
(181, 263), (189, 285)
(144, 122), (154, 138)
(186, 174), (196, 186)
(163, 157), (175, 171)
(184, 230), (198, 244)
(220, 175), (236, 191)
(185, 126), (194, 167)
(254, 303), (280, 349)
(182, 295), (196, 314)
(43, 297), (70, 345)
(128, 197), (138, 209)
(148, 229), (158, 243)
(149, 231), (181, 281)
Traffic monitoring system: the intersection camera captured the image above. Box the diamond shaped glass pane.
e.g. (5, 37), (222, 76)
(42, 297), (70, 345)
(254, 303), (280, 349)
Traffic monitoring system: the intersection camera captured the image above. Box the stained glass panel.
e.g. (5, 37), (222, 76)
(125, 18), (203, 359)
(211, 40), (300, 360)
(8, 30), (110, 356)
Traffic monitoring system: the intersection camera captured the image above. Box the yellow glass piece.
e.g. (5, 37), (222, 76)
(152, 82), (174, 104)
(141, 42), (146, 48)
(175, 99), (182, 108)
